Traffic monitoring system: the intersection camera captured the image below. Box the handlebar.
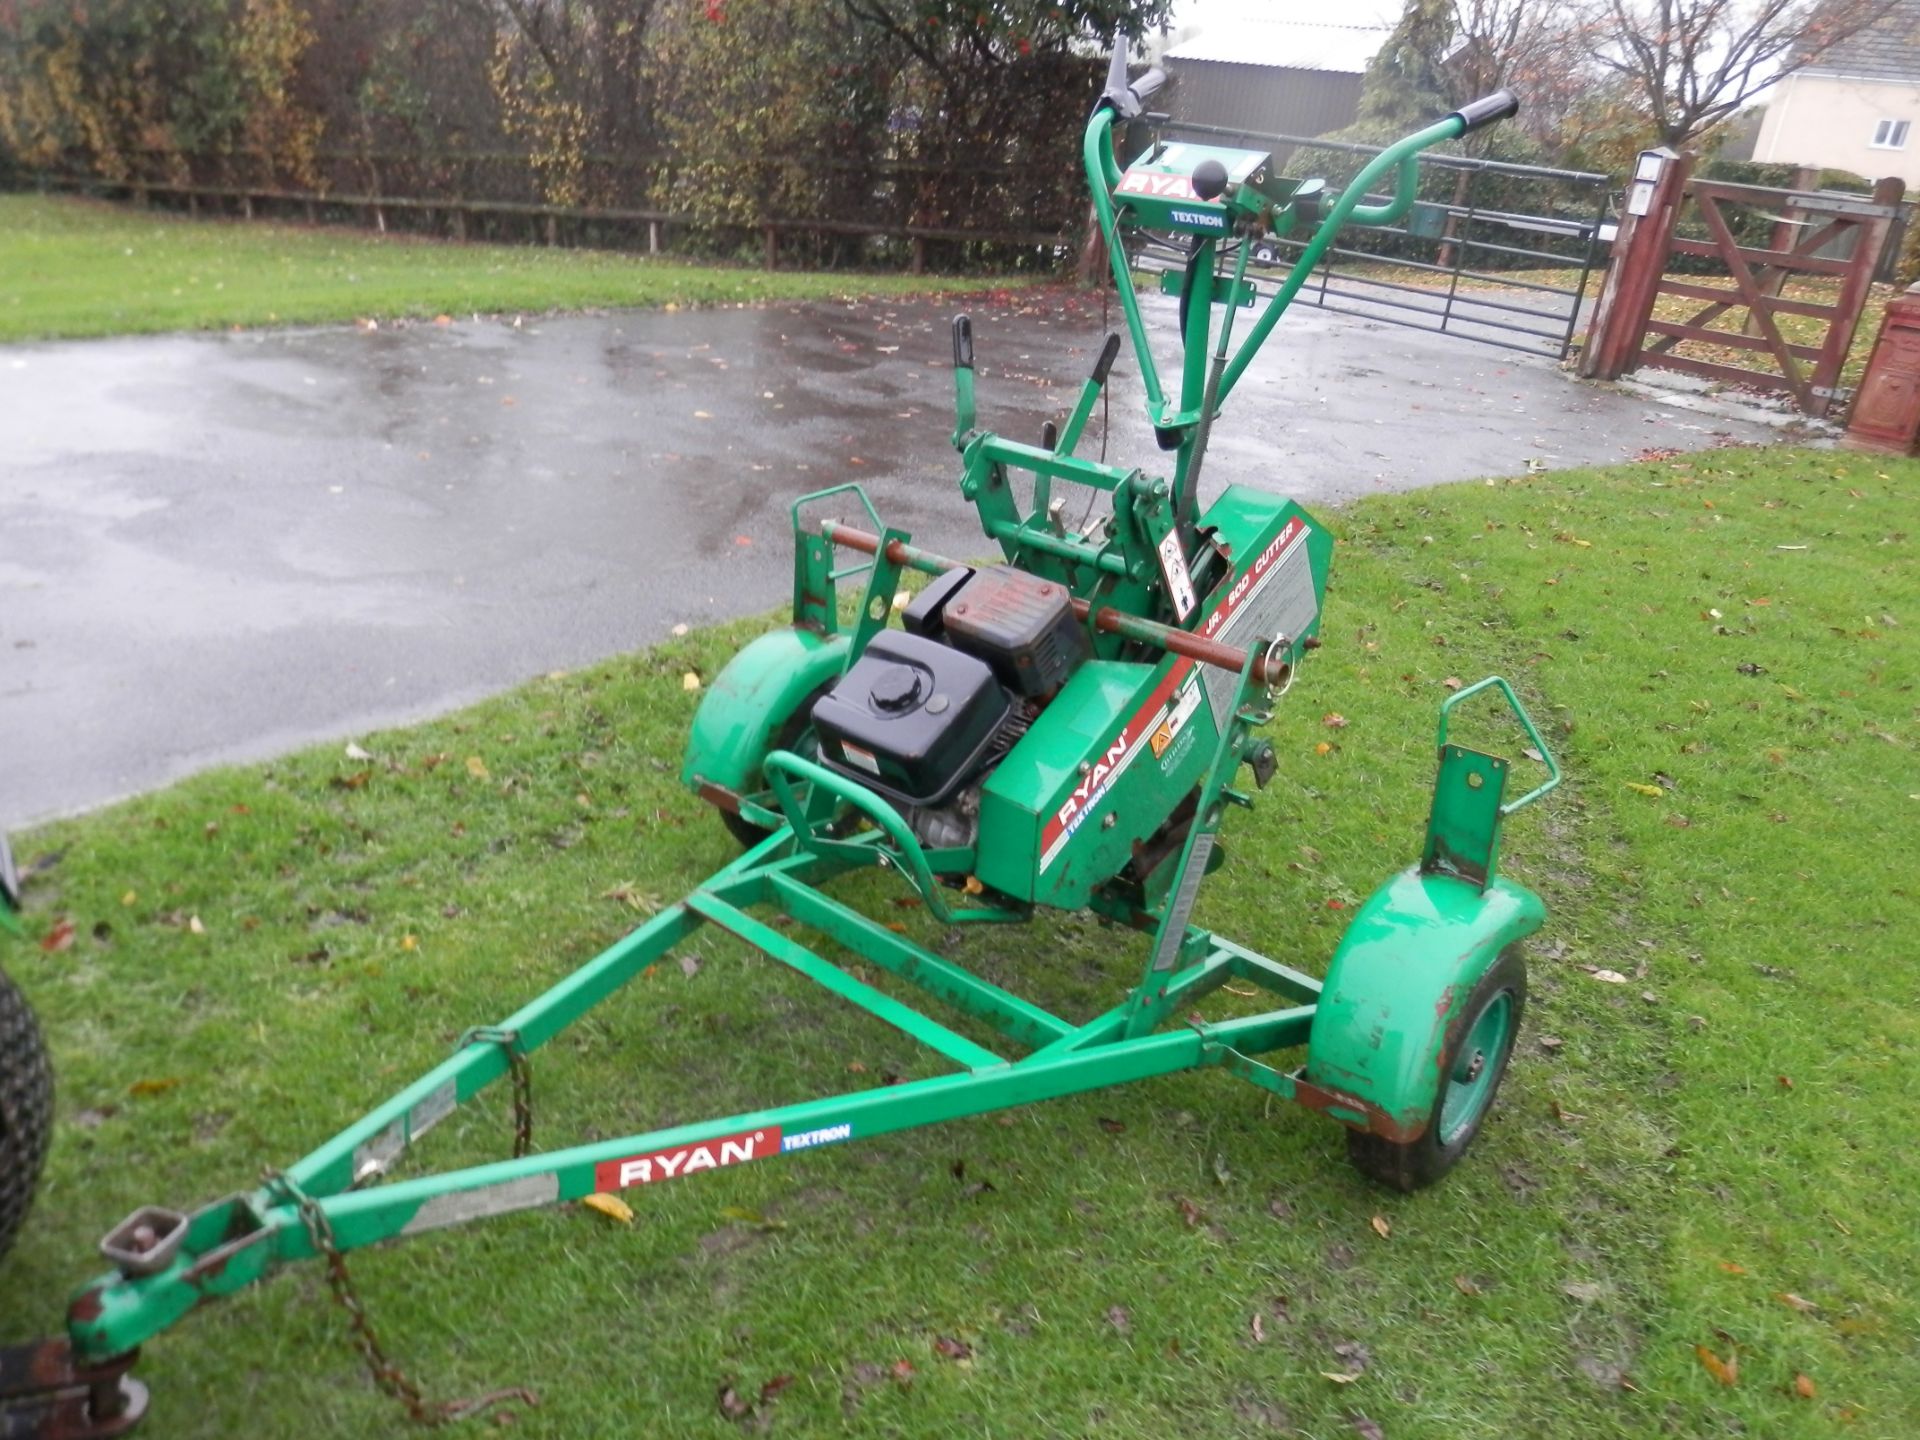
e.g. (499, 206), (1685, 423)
(1451, 90), (1520, 135)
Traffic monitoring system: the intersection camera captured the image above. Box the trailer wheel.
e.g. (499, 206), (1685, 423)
(720, 682), (834, 849)
(1345, 944), (1525, 1192)
(0, 963), (54, 1262)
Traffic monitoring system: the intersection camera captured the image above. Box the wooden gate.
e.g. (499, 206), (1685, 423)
(1582, 161), (1904, 417)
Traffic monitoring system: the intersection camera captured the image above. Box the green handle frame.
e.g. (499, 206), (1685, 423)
(1437, 675), (1561, 815)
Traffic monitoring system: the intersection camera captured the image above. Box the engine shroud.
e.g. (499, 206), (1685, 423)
(812, 631), (1010, 808)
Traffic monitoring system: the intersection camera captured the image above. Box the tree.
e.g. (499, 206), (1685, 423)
(1355, 0), (1592, 155)
(1583, 0), (1903, 148)
(1356, 0), (1455, 135)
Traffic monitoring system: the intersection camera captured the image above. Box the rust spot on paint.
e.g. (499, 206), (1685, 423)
(696, 781), (745, 816)
(1292, 1075), (1429, 1143)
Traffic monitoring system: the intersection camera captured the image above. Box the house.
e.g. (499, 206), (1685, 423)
(1161, 21), (1390, 139)
(1752, 0), (1920, 184)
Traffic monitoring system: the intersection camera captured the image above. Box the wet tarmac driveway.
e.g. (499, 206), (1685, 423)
(1, 289), (1776, 824)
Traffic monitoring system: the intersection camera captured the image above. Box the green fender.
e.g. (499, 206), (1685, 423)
(1303, 866), (1545, 1141)
(680, 626), (849, 799)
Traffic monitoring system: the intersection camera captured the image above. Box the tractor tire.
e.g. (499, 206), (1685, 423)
(1345, 944), (1525, 1193)
(0, 963), (53, 1262)
(720, 682), (833, 850)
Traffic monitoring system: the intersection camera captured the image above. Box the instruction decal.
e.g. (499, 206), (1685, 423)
(1157, 532), (1199, 621)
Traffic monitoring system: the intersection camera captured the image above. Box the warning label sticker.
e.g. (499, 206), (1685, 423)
(1157, 532), (1198, 621)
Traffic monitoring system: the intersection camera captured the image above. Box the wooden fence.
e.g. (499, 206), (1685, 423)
(20, 147), (1084, 272)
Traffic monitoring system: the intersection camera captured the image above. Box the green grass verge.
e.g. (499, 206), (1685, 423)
(0, 194), (1010, 343)
(1, 445), (1914, 1438)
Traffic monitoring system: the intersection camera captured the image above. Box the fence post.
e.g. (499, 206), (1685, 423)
(1579, 147), (1691, 381)
(764, 225), (779, 270)
(648, 219), (660, 254)
(911, 235), (926, 275)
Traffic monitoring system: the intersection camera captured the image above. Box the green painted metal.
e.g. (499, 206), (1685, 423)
(29, 73), (1556, 1400)
(679, 627), (848, 801)
(1302, 866), (1546, 1140)
(1438, 989), (1515, 1143)
(1422, 676), (1562, 888)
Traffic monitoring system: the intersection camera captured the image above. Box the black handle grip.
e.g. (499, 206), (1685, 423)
(1092, 332), (1122, 385)
(1450, 90), (1519, 134)
(1041, 420), (1059, 451)
(1129, 67), (1166, 109)
(952, 314), (973, 370)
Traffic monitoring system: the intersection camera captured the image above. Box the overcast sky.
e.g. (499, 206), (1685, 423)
(1169, 0), (1403, 30)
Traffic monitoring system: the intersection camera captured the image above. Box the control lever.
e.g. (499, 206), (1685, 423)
(950, 314), (976, 450)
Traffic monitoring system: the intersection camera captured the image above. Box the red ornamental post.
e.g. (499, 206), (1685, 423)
(1844, 284), (1920, 454)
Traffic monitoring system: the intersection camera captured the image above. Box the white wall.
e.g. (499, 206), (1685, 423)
(1754, 71), (1920, 186)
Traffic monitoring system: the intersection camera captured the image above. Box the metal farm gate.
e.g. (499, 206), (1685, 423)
(1138, 120), (1614, 360)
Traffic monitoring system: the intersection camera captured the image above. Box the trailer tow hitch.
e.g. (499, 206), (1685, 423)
(0, 1339), (145, 1439)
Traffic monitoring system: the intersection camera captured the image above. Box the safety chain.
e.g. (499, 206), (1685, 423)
(263, 1170), (537, 1426)
(458, 1026), (534, 1158)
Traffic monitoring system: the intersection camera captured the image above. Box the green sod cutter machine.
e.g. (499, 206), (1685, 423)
(0, 54), (1560, 1436)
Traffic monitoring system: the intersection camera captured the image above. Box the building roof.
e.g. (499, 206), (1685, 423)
(1796, 0), (1920, 83)
(1164, 21), (1388, 76)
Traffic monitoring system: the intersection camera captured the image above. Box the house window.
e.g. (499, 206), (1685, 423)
(1871, 119), (1910, 149)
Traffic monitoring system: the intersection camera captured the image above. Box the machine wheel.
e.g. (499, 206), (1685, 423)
(1345, 944), (1525, 1192)
(1251, 241), (1280, 266)
(0, 963), (54, 1262)
(719, 682), (833, 849)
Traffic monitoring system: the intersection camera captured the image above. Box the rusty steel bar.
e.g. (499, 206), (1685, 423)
(818, 522), (1293, 687)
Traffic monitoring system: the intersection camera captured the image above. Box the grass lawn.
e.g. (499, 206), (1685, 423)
(0, 194), (1009, 343)
(1, 445), (1915, 1438)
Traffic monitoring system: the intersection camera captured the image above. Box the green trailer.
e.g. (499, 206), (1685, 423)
(0, 59), (1557, 1438)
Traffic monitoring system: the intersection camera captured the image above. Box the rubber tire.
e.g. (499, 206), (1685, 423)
(1252, 243), (1279, 265)
(0, 963), (54, 1263)
(1345, 944), (1526, 1193)
(719, 682), (833, 850)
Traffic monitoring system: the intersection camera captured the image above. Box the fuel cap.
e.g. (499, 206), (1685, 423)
(871, 664), (926, 714)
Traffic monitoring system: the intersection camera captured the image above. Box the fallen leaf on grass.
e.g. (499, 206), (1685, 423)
(1588, 969), (1629, 984)
(187, 915), (206, 936)
(1107, 1305), (1131, 1334)
(128, 1077), (183, 1097)
(581, 1194), (634, 1225)
(1696, 1344), (1738, 1387)
(1794, 1373), (1816, 1399)
(40, 919), (75, 953)
(1350, 1415), (1387, 1440)
(682, 672), (702, 693)
(465, 755), (490, 780)
(890, 1359), (915, 1382)
(1176, 1197), (1206, 1227)
(1323, 713), (1349, 729)
(1563, 1281), (1605, 1303)
(679, 953), (702, 978)
(1369, 1215), (1391, 1240)
(1315, 741), (1334, 756)
(1625, 782), (1664, 797)
(716, 1383), (751, 1421)
(759, 1375), (795, 1403)
(1320, 1371), (1363, 1385)
(931, 1336), (972, 1364)
(1777, 1075), (1794, 1090)
(1452, 1275), (1481, 1297)
(1718, 1261), (1746, 1275)
(1776, 1292), (1818, 1313)
(1441, 676), (1463, 691)
(344, 742), (373, 761)
(1249, 1312), (1265, 1343)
